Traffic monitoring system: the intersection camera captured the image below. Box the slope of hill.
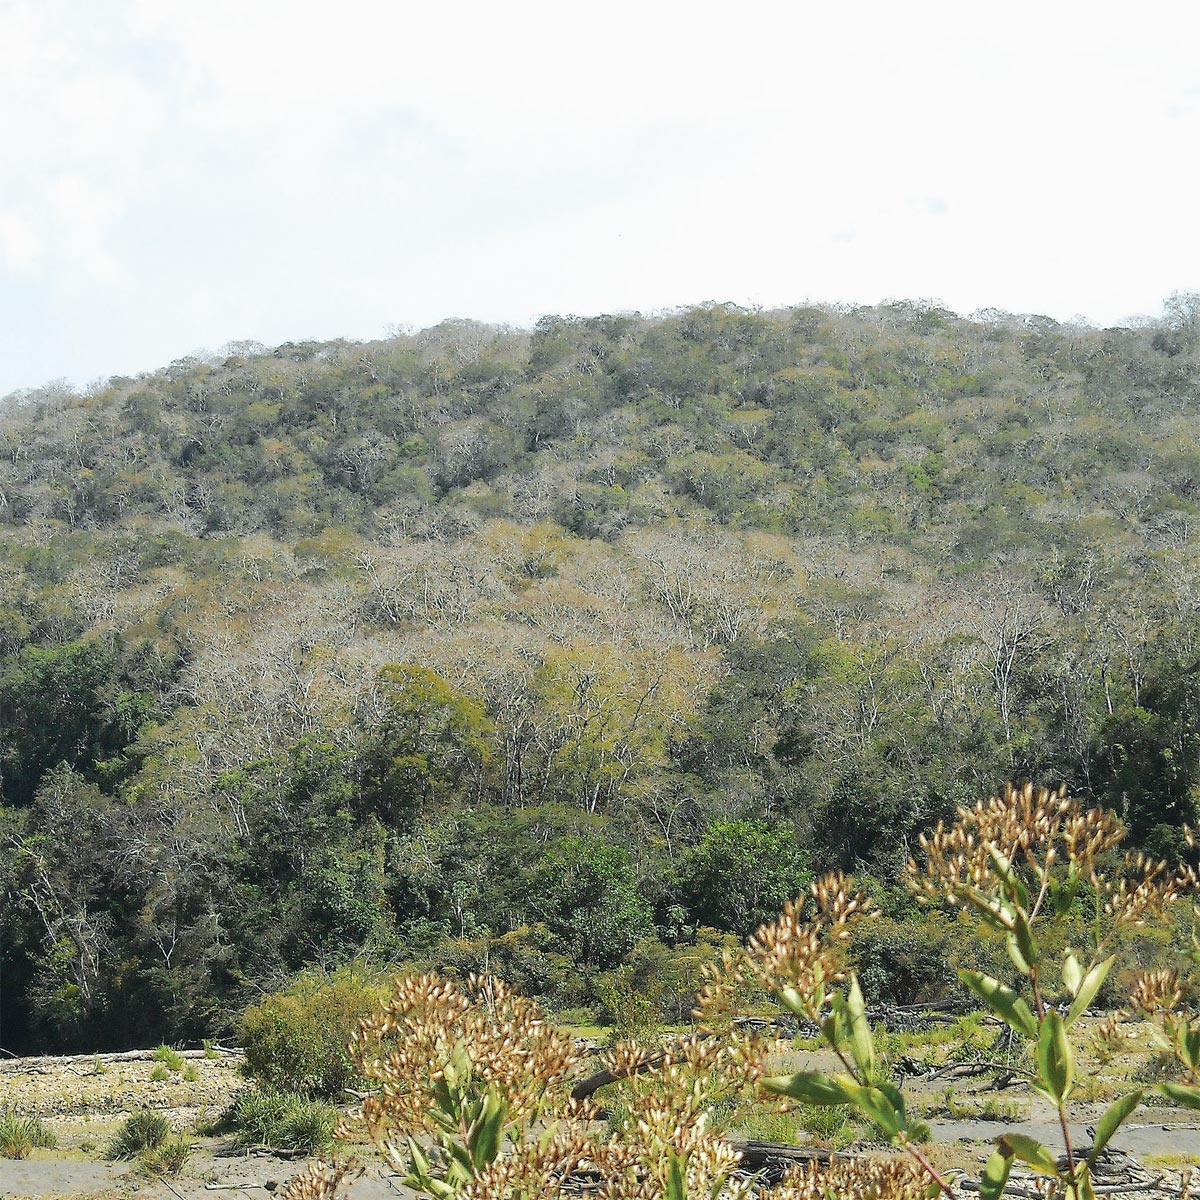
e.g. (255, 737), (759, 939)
(1, 299), (1198, 1052)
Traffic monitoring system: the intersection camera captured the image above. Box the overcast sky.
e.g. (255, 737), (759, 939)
(2, 0), (1199, 396)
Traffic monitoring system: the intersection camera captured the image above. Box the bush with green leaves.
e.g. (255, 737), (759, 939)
(239, 965), (388, 1098)
(748, 783), (1199, 1200)
(680, 818), (812, 939)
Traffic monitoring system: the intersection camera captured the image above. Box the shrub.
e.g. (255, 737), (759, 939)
(107, 1111), (169, 1160)
(149, 1064), (170, 1082)
(0, 1107), (57, 1159)
(136, 1135), (192, 1177)
(680, 818), (812, 939)
(852, 913), (954, 1005)
(239, 966), (388, 1099)
(219, 1089), (338, 1154)
(152, 1045), (185, 1071)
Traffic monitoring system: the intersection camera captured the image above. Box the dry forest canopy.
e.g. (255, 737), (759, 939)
(2, 298), (1200, 1053)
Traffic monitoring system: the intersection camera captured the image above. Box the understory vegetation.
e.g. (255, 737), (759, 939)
(0, 1106), (57, 1160)
(277, 784), (1200, 1200)
(215, 1088), (340, 1155)
(1, 298), (1200, 1051)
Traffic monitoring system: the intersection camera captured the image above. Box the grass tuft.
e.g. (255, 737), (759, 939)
(219, 1089), (338, 1154)
(135, 1135), (192, 1177)
(0, 1106), (57, 1159)
(106, 1111), (169, 1160)
(152, 1045), (185, 1071)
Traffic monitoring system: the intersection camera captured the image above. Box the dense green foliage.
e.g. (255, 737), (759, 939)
(1, 298), (1199, 1051)
(239, 966), (388, 1098)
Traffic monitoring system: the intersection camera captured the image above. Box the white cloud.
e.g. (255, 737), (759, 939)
(1, 0), (1199, 392)
(0, 211), (42, 272)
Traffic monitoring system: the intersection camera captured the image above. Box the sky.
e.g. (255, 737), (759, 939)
(2, 0), (1199, 397)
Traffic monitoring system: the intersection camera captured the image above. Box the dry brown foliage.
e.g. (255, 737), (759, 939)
(347, 972), (587, 1159)
(774, 1155), (932, 1200)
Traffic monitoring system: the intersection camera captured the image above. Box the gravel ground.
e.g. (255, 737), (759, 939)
(3, 1046), (1200, 1198)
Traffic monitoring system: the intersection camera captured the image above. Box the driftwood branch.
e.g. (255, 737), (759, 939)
(570, 1053), (667, 1103)
(0, 1046), (242, 1074)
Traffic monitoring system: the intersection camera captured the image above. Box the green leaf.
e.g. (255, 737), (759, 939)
(1006, 931), (1032, 976)
(959, 970), (1039, 1039)
(666, 1151), (687, 1200)
(961, 889), (1010, 932)
(1087, 1089), (1143, 1164)
(778, 986), (809, 1018)
(1010, 910), (1039, 971)
(763, 1070), (849, 1105)
(1051, 869), (1081, 917)
(403, 1138), (458, 1199)
(840, 1080), (904, 1139)
(1062, 950), (1083, 997)
(1160, 1082), (1200, 1111)
(1037, 1010), (1074, 1101)
(467, 1088), (506, 1168)
(1185, 1026), (1200, 1071)
(1066, 955), (1114, 1027)
(1000, 1132), (1061, 1174)
(846, 974), (875, 1081)
(979, 1143), (1014, 1200)
(988, 846), (1030, 908)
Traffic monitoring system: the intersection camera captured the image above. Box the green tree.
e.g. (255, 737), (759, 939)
(358, 665), (494, 818)
(0, 640), (119, 805)
(530, 836), (653, 969)
(680, 818), (811, 937)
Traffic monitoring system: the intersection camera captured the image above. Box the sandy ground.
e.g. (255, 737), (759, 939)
(0, 1049), (423, 1200)
(4, 1031), (1200, 1198)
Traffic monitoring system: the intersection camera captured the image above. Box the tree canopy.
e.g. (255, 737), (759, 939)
(1, 297), (1199, 1050)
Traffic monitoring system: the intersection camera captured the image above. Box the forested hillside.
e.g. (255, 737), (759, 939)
(2, 298), (1199, 1053)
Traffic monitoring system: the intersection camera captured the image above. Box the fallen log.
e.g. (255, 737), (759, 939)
(0, 1046), (242, 1073)
(733, 1140), (843, 1183)
(570, 1053), (667, 1103)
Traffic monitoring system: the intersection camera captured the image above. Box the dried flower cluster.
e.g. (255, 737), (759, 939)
(291, 970), (761, 1200)
(909, 781), (1191, 940)
(456, 1127), (641, 1200)
(602, 1035), (760, 1200)
(348, 972), (586, 1157)
(773, 1155), (932, 1200)
(910, 783), (1116, 902)
(1130, 968), (1184, 1015)
(1103, 852), (1195, 928)
(278, 1160), (362, 1200)
(695, 872), (874, 1026)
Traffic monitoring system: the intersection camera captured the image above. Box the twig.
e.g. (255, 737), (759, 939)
(959, 1174), (1171, 1196)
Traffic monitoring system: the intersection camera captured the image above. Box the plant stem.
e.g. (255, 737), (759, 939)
(901, 1134), (956, 1197)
